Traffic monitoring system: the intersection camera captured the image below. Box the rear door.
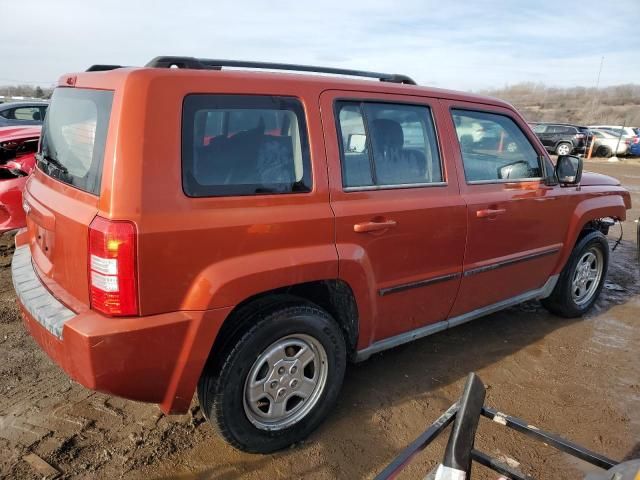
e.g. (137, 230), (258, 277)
(320, 90), (466, 345)
(24, 87), (113, 311)
(533, 124), (553, 150)
(442, 101), (569, 317)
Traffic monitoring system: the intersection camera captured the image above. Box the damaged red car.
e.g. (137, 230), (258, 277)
(0, 126), (40, 233)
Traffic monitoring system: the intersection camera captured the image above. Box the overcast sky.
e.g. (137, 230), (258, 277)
(2, 0), (639, 91)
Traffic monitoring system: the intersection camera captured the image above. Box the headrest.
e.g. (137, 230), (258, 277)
(372, 118), (404, 149)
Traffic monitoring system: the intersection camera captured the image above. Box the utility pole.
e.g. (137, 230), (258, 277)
(595, 56), (604, 90)
(612, 120), (626, 161)
(588, 56), (605, 122)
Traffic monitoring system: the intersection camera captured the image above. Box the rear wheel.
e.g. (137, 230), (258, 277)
(198, 301), (346, 453)
(542, 231), (608, 318)
(555, 142), (572, 156)
(596, 145), (612, 158)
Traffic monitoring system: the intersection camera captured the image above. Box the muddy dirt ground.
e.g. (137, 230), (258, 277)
(1, 160), (639, 480)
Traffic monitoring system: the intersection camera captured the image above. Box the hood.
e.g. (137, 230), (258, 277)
(581, 171), (621, 186)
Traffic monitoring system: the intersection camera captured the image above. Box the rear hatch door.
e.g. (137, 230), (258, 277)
(25, 87), (113, 311)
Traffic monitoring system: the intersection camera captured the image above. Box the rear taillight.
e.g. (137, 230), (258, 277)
(633, 136), (639, 144)
(88, 216), (138, 316)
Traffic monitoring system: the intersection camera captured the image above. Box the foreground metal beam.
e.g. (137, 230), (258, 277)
(471, 449), (533, 480)
(374, 403), (459, 480)
(481, 407), (618, 470)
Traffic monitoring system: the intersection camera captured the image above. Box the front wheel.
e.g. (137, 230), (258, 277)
(541, 230), (609, 318)
(198, 302), (346, 453)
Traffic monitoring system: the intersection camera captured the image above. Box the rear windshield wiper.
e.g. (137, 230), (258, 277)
(36, 152), (68, 174)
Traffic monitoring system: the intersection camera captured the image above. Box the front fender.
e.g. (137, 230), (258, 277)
(181, 245), (339, 310)
(553, 191), (628, 274)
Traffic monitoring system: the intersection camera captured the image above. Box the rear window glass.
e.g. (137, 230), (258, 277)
(38, 88), (113, 195)
(182, 95), (312, 197)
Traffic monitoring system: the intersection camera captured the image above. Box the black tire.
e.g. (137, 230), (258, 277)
(198, 300), (346, 453)
(541, 230), (609, 318)
(596, 145), (612, 158)
(555, 142), (573, 156)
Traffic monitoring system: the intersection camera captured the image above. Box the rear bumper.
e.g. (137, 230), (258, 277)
(12, 241), (232, 414)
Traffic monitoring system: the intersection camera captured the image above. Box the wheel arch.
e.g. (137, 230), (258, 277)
(554, 140), (574, 152)
(205, 279), (360, 367)
(553, 194), (627, 275)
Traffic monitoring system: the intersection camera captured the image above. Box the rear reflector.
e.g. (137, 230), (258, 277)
(88, 216), (138, 316)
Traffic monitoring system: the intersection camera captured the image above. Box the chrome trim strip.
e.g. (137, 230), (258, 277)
(463, 247), (561, 277)
(467, 177), (543, 185)
(344, 182), (448, 192)
(379, 272), (461, 297)
(11, 245), (75, 339)
(355, 274), (559, 362)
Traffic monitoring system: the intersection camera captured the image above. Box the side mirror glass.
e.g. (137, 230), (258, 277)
(555, 155), (582, 185)
(498, 160), (531, 180)
(347, 133), (367, 153)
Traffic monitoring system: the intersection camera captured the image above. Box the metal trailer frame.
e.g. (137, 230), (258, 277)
(375, 373), (619, 480)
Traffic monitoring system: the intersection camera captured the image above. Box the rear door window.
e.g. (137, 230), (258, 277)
(336, 101), (443, 189)
(182, 95), (311, 197)
(452, 109), (542, 182)
(38, 88), (113, 195)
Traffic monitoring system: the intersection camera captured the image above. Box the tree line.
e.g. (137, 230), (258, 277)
(0, 85), (54, 99)
(479, 83), (640, 126)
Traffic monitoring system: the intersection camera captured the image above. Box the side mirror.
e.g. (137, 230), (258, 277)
(347, 133), (367, 153)
(555, 155), (583, 185)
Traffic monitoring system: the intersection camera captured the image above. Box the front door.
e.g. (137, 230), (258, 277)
(320, 90), (467, 346)
(442, 101), (569, 317)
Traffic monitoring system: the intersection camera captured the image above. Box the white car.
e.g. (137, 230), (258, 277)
(590, 129), (628, 157)
(588, 125), (637, 139)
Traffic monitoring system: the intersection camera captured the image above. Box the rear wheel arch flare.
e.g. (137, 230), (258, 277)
(202, 279), (360, 371)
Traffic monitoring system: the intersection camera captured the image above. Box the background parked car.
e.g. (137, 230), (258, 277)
(590, 129), (629, 157)
(532, 122), (592, 156)
(630, 134), (640, 156)
(0, 101), (48, 127)
(590, 126), (640, 157)
(0, 126), (40, 233)
(588, 125), (637, 140)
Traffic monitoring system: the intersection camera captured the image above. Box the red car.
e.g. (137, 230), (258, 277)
(0, 126), (40, 233)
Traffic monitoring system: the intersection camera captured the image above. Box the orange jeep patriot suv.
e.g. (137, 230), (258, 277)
(13, 56), (631, 453)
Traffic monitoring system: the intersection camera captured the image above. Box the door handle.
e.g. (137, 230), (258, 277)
(476, 208), (506, 218)
(353, 219), (397, 233)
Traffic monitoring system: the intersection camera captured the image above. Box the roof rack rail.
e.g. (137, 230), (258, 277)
(144, 56), (417, 85)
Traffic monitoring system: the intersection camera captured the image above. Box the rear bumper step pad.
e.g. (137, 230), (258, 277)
(11, 245), (74, 338)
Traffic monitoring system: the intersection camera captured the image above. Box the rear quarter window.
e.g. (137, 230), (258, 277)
(182, 95), (312, 197)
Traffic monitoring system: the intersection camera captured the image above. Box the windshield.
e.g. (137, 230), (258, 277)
(38, 87), (113, 195)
